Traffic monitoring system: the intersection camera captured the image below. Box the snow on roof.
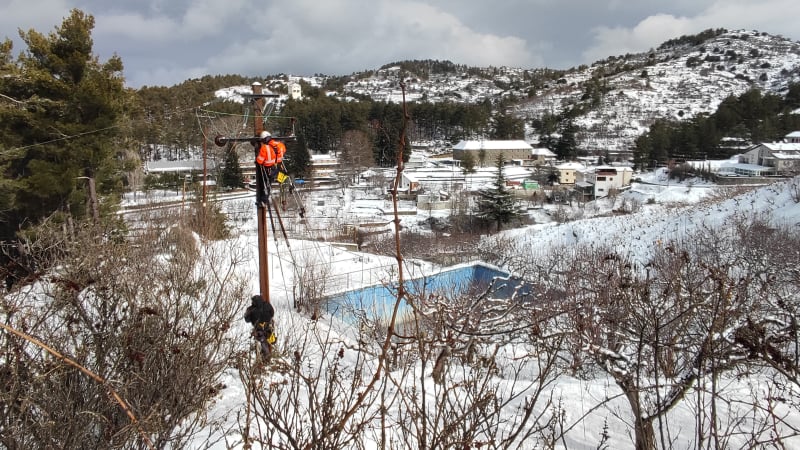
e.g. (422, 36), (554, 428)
(402, 172), (419, 182)
(452, 140), (533, 151)
(580, 165), (633, 174)
(761, 142), (800, 151)
(530, 147), (556, 156)
(555, 162), (585, 170)
(145, 160), (215, 173)
(311, 153), (337, 161)
(786, 131), (800, 138)
(772, 152), (800, 160)
(735, 163), (771, 170)
(596, 165), (633, 171)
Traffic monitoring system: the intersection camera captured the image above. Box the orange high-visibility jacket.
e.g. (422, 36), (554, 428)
(256, 141), (277, 166)
(256, 139), (286, 166)
(274, 141), (286, 164)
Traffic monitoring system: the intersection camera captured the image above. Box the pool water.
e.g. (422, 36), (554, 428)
(324, 262), (532, 324)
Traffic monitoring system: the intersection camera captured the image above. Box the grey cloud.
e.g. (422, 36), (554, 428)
(1, 0), (798, 87)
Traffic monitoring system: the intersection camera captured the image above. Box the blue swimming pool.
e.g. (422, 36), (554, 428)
(324, 262), (532, 324)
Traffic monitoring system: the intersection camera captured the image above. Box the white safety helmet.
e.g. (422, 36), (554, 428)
(260, 130), (271, 139)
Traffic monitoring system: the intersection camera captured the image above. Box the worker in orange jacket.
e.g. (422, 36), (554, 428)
(254, 131), (275, 204)
(256, 131), (287, 178)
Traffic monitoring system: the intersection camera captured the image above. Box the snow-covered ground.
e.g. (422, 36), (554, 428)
(118, 170), (800, 449)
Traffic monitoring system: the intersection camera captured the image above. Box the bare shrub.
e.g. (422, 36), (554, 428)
(241, 317), (384, 449)
(789, 176), (800, 203)
(0, 216), (248, 449)
(510, 213), (800, 450)
(616, 196), (642, 214)
(293, 250), (331, 319)
(365, 229), (482, 265)
(388, 279), (562, 449)
(185, 198), (230, 240)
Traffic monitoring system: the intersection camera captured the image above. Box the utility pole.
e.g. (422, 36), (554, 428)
(252, 82), (270, 303)
(202, 125), (208, 205)
(211, 83), (287, 304)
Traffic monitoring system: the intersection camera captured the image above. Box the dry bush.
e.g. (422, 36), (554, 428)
(390, 283), (563, 450)
(365, 229), (482, 265)
(241, 317), (384, 450)
(293, 250), (331, 319)
(0, 216), (248, 449)
(240, 274), (563, 449)
(511, 213), (800, 450)
(789, 176), (800, 203)
(185, 198), (231, 240)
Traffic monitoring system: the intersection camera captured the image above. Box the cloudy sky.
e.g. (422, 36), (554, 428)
(2, 0), (799, 88)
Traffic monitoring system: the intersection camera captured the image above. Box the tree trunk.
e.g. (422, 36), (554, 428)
(623, 386), (657, 450)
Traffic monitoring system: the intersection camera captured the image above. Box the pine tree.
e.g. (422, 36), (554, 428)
(283, 134), (311, 179)
(219, 145), (243, 189)
(491, 112), (525, 140)
(555, 119), (579, 160)
(0, 9), (128, 241)
(460, 151), (476, 174)
(475, 155), (523, 232)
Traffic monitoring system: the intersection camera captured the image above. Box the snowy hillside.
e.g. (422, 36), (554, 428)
(192, 175), (800, 449)
(219, 29), (800, 154)
(516, 29), (800, 152)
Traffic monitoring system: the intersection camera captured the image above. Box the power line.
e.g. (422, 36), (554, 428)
(6, 125), (121, 152)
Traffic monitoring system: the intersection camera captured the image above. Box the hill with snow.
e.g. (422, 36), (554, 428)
(516, 29), (800, 153)
(189, 174), (800, 449)
(223, 29), (800, 155)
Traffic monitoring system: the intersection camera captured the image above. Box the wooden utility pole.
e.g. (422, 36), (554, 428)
(252, 82), (270, 303)
(202, 125), (208, 204)
(211, 83), (284, 304)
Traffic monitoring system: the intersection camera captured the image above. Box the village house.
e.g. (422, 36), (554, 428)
(739, 131), (800, 176)
(518, 147), (557, 167)
(577, 165), (634, 198)
(553, 162), (585, 185)
(144, 159), (217, 175)
(308, 153), (339, 181)
(288, 80), (302, 100)
(397, 165), (535, 194)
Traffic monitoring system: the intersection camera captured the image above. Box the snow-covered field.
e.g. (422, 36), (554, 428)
(118, 170), (800, 449)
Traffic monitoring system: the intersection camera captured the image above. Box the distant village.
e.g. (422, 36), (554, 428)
(143, 130), (800, 209)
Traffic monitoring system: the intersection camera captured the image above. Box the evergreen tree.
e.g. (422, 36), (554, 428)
(475, 155), (523, 232)
(0, 9), (128, 242)
(460, 152), (476, 174)
(370, 101), (410, 167)
(283, 134), (311, 179)
(491, 112), (525, 140)
(555, 119), (579, 160)
(219, 145), (243, 189)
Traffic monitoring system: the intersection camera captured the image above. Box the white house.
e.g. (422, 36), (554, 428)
(554, 162), (585, 185)
(309, 153), (339, 180)
(578, 166), (634, 198)
(144, 159), (216, 175)
(740, 138), (800, 176)
(288, 81), (302, 100)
